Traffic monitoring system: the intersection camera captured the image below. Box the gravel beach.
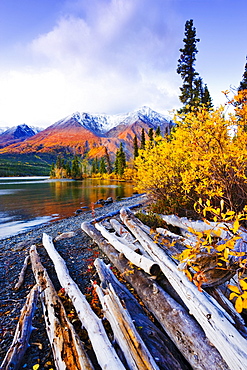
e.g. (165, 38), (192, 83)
(0, 193), (148, 369)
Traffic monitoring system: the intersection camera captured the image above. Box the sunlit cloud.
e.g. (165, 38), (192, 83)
(0, 0), (184, 127)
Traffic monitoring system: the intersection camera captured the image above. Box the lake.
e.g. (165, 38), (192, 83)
(0, 177), (135, 240)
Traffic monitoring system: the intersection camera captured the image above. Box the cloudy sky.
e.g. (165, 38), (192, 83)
(0, 0), (246, 128)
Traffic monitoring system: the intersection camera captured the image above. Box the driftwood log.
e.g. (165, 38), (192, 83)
(14, 255), (30, 291)
(0, 285), (39, 370)
(206, 286), (247, 340)
(120, 207), (247, 370)
(160, 214), (247, 255)
(109, 218), (148, 255)
(42, 233), (125, 370)
(94, 257), (190, 370)
(82, 221), (229, 370)
(29, 245), (94, 370)
(94, 280), (159, 370)
(95, 222), (160, 276)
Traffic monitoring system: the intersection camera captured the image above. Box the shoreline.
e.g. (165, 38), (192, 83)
(0, 193), (149, 368)
(0, 193), (147, 245)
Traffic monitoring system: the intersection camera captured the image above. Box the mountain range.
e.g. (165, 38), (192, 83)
(0, 106), (173, 175)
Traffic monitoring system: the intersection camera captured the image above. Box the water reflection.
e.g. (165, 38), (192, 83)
(0, 177), (134, 239)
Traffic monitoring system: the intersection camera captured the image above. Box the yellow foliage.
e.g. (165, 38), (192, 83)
(134, 99), (247, 214)
(123, 167), (137, 181)
(175, 202), (247, 313)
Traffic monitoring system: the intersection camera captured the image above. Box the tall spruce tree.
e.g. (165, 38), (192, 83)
(140, 128), (146, 149)
(239, 56), (247, 91)
(133, 135), (139, 159)
(148, 128), (154, 142)
(202, 84), (213, 108)
(114, 143), (126, 177)
(99, 157), (107, 174)
(104, 147), (112, 174)
(155, 126), (161, 137)
(71, 156), (81, 179)
(177, 19), (213, 112)
(177, 19), (200, 112)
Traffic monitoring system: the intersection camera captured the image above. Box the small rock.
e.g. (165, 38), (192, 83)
(104, 197), (114, 205)
(54, 232), (76, 241)
(95, 199), (105, 205)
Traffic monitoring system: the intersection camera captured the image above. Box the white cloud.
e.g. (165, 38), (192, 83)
(0, 0), (181, 128)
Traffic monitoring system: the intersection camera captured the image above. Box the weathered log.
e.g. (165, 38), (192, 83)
(110, 218), (149, 256)
(155, 226), (235, 288)
(82, 220), (229, 370)
(160, 214), (247, 255)
(95, 281), (160, 370)
(94, 258), (190, 370)
(120, 207), (247, 370)
(29, 245), (94, 370)
(14, 255), (30, 291)
(160, 214), (230, 239)
(0, 285), (39, 370)
(109, 219), (139, 251)
(42, 233), (125, 370)
(156, 227), (196, 248)
(54, 231), (76, 241)
(91, 202), (143, 223)
(206, 286), (247, 340)
(95, 222), (160, 276)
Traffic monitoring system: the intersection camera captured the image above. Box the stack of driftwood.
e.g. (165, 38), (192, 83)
(1, 206), (247, 370)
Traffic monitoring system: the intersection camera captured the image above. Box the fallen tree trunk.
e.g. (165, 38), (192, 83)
(82, 221), (229, 370)
(95, 222), (160, 276)
(160, 214), (247, 257)
(91, 202), (143, 224)
(120, 207), (247, 370)
(42, 233), (125, 370)
(156, 227), (196, 248)
(110, 218), (149, 256)
(206, 286), (247, 340)
(14, 255), (30, 291)
(94, 281), (160, 370)
(0, 285), (39, 370)
(94, 258), (190, 370)
(29, 245), (94, 370)
(160, 214), (230, 239)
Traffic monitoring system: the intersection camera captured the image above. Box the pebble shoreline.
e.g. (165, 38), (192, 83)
(0, 194), (148, 369)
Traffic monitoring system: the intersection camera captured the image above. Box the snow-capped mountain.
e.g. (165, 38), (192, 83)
(0, 126), (10, 134)
(0, 107), (173, 160)
(0, 124), (37, 148)
(61, 106), (171, 136)
(30, 126), (43, 134)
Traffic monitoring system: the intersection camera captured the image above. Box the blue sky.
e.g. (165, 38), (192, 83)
(0, 0), (246, 128)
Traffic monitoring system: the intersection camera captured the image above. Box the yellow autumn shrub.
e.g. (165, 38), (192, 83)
(135, 97), (247, 215)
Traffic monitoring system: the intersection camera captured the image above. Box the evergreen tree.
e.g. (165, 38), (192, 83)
(140, 128), (146, 149)
(114, 143), (126, 177)
(202, 84), (213, 108)
(133, 135), (139, 159)
(50, 163), (55, 178)
(177, 19), (200, 112)
(104, 147), (112, 174)
(239, 56), (247, 91)
(71, 156), (81, 179)
(65, 162), (71, 178)
(56, 155), (64, 169)
(195, 78), (213, 109)
(148, 128), (154, 142)
(99, 157), (107, 174)
(155, 126), (161, 137)
(91, 157), (99, 174)
(177, 20), (213, 112)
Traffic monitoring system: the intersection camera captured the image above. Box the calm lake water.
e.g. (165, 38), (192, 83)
(0, 177), (135, 240)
